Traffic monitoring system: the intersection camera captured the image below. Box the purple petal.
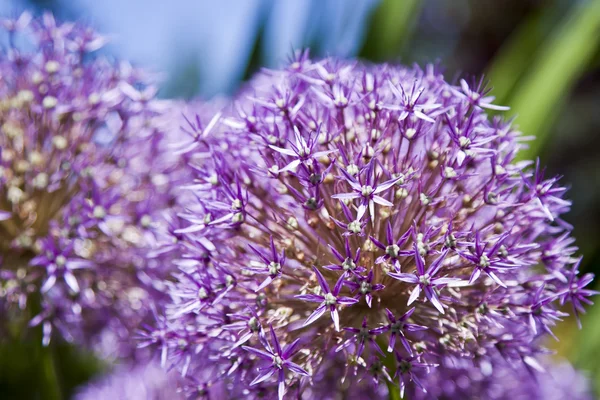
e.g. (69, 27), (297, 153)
(268, 145), (297, 156)
(337, 296), (359, 305)
(312, 266), (331, 293)
(270, 325), (281, 354)
(279, 159), (302, 173)
(388, 272), (418, 283)
(427, 249), (449, 276)
(405, 323), (427, 332)
(388, 333), (397, 352)
(424, 286), (445, 314)
(249, 244), (271, 264)
(40, 275), (57, 293)
(278, 370), (285, 400)
(414, 109), (435, 123)
(295, 294), (325, 303)
(400, 336), (412, 355)
(333, 275), (345, 295)
(233, 332), (253, 348)
(413, 246), (425, 275)
(407, 285), (421, 306)
(332, 192), (361, 200)
(369, 235), (386, 250)
(256, 276), (274, 292)
(432, 277), (460, 285)
(328, 245), (345, 262)
(303, 304), (327, 327)
(250, 367), (276, 386)
(285, 361), (309, 376)
(487, 270), (507, 288)
(374, 176), (402, 194)
(64, 271), (80, 293)
(355, 204), (366, 222)
(372, 195), (393, 207)
(242, 345), (274, 361)
(331, 308), (340, 331)
(401, 307), (416, 320)
(282, 338), (301, 359)
(469, 268), (482, 284)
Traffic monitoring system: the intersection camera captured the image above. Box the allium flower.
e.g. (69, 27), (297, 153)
(75, 361), (184, 400)
(148, 54), (596, 398)
(0, 13), (178, 353)
(406, 355), (593, 400)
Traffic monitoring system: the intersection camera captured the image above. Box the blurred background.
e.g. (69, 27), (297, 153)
(1, 0), (600, 398)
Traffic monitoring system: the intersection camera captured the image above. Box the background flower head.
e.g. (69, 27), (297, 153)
(0, 12), (180, 355)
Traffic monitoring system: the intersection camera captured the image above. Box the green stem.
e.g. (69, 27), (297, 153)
(386, 380), (402, 400)
(40, 343), (62, 400)
(376, 337), (402, 400)
(28, 291), (63, 400)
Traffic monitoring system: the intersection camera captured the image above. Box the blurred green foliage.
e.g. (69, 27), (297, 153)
(0, 339), (104, 399)
(360, 0), (423, 61)
(574, 303), (600, 392)
(0, 296), (105, 399)
(504, 0), (600, 161)
(485, 5), (562, 105)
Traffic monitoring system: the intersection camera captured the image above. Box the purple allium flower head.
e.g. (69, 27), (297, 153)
(0, 13), (180, 354)
(148, 53), (596, 398)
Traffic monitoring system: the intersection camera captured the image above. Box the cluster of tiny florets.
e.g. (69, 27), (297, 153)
(143, 51), (596, 399)
(0, 13), (178, 353)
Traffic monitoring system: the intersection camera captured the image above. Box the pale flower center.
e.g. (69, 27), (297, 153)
(324, 292), (337, 306)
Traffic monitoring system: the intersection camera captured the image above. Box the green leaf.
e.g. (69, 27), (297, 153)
(485, 5), (562, 104)
(506, 0), (600, 160)
(360, 0), (423, 61)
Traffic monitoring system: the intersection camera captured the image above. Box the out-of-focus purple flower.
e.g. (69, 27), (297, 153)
(75, 361), (184, 400)
(145, 54), (595, 398)
(554, 258), (599, 328)
(0, 13), (179, 355)
(405, 355), (593, 400)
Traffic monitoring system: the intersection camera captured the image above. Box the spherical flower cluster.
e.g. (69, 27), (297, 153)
(145, 52), (597, 399)
(0, 13), (178, 352)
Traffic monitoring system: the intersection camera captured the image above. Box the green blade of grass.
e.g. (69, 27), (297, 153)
(485, 5), (562, 104)
(506, 0), (600, 161)
(360, 0), (423, 61)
